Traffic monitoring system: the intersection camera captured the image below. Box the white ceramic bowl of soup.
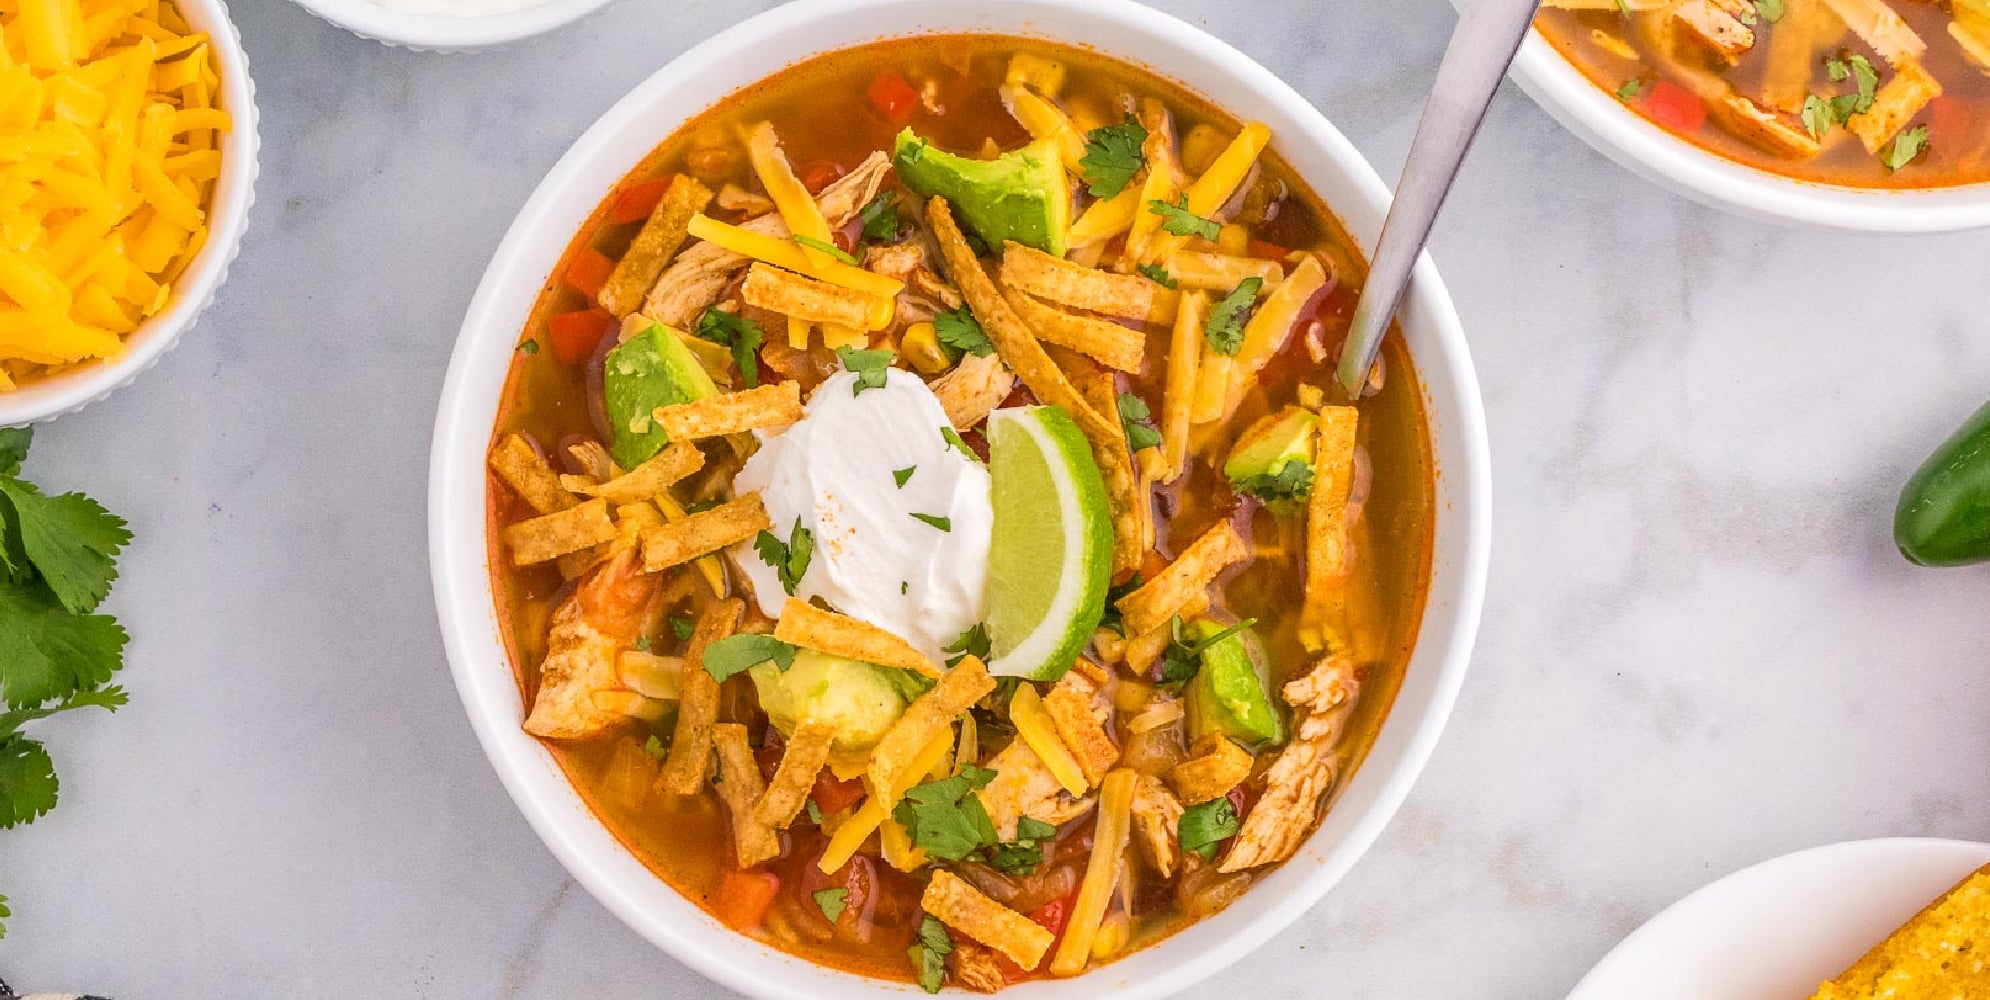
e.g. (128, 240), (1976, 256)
(1480, 7), (1990, 233)
(0, 0), (258, 427)
(286, 0), (614, 51)
(427, 0), (1492, 994)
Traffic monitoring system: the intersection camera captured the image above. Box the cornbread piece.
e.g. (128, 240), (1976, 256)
(1811, 862), (1990, 999)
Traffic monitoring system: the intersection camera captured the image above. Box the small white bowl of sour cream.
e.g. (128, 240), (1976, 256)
(288, 0), (610, 52)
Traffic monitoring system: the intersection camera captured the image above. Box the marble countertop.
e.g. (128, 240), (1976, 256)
(7, 0), (1990, 995)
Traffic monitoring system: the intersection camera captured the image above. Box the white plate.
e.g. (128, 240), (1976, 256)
(1570, 838), (1990, 1000)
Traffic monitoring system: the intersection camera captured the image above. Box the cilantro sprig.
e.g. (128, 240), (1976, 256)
(934, 306), (994, 361)
(1148, 194), (1220, 241)
(911, 913), (953, 993)
(754, 517), (814, 595)
(1179, 796), (1241, 860)
(858, 191), (901, 246)
(1204, 277), (1264, 356)
(1156, 616), (1257, 686)
(695, 308), (766, 389)
(1234, 461), (1314, 503)
(702, 634), (798, 683)
(1079, 116), (1149, 198)
(0, 428), (133, 940)
(836, 344), (895, 395)
(1117, 392), (1162, 453)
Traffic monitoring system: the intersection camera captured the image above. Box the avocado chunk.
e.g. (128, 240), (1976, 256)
(749, 649), (914, 754)
(602, 323), (719, 470)
(892, 128), (1071, 256)
(1185, 620), (1286, 748)
(1223, 406), (1318, 503)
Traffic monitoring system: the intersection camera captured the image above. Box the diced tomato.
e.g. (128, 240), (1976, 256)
(1246, 238), (1288, 261)
(867, 70), (921, 124)
(1642, 80), (1706, 134)
(797, 159), (847, 194)
(563, 247), (614, 299)
(994, 891), (1078, 981)
(1928, 98), (1969, 161)
(811, 771), (865, 816)
(713, 869), (782, 932)
(608, 176), (672, 225)
(546, 307), (615, 366)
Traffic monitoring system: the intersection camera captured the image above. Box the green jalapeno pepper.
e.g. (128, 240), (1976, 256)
(1896, 400), (1990, 567)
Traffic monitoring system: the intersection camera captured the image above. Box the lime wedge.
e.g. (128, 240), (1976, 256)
(984, 405), (1112, 680)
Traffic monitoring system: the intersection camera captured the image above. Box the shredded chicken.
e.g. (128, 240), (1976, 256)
(1219, 656), (1360, 873)
(950, 938), (1009, 994)
(1670, 0), (1757, 63)
(932, 352), (1015, 431)
(1130, 773), (1184, 878)
(1711, 93), (1823, 158)
(980, 735), (1096, 840)
(641, 152), (891, 326)
(866, 241), (963, 325)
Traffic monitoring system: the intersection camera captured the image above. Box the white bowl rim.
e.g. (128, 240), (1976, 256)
(286, 0), (616, 51)
(1496, 18), (1990, 234)
(427, 1), (1493, 996)
(0, 0), (260, 426)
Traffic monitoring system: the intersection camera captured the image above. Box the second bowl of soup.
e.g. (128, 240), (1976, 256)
(429, 0), (1490, 996)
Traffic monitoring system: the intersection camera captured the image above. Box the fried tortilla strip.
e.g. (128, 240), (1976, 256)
(932, 351), (1015, 431)
(1044, 665), (1120, 787)
(641, 493), (771, 572)
(1819, 0), (1926, 65)
(504, 498), (618, 565)
(1170, 252), (1283, 293)
(923, 870), (1056, 971)
(1221, 657), (1357, 872)
(1847, 60), (1942, 153)
(868, 654), (995, 802)
(927, 196), (1115, 444)
(741, 261), (882, 330)
(752, 719), (836, 829)
(1123, 591), (1211, 676)
(1300, 407), (1359, 649)
(1116, 520), (1249, 637)
(568, 441), (704, 506)
(1059, 348), (1150, 568)
(1711, 94), (1824, 159)
(999, 241), (1176, 324)
(1168, 735), (1253, 805)
(490, 434), (578, 515)
(1160, 291), (1206, 482)
(659, 598), (744, 795)
(653, 381), (804, 442)
(773, 597), (942, 678)
(1002, 285), (1146, 373)
(1130, 773), (1184, 878)
(599, 175), (713, 317)
(712, 723), (783, 868)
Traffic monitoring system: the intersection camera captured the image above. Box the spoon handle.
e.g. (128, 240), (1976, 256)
(1336, 0), (1540, 396)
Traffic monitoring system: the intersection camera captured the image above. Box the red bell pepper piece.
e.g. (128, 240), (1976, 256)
(546, 307), (614, 366)
(608, 176), (672, 225)
(1643, 80), (1707, 134)
(563, 247), (614, 299)
(712, 869), (782, 932)
(810, 771), (866, 816)
(867, 70), (920, 124)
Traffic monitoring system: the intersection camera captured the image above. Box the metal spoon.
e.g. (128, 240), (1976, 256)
(1335, 0), (1541, 397)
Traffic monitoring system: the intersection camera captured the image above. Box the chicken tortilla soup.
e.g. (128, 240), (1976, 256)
(486, 36), (1433, 992)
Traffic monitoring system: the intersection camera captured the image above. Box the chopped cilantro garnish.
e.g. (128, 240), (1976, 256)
(901, 580), (909, 595)
(934, 306), (994, 360)
(1157, 616), (1258, 686)
(806, 798), (824, 825)
(517, 338), (540, 354)
(1179, 796), (1241, 860)
(642, 734), (668, 760)
(792, 234), (860, 266)
(1117, 392), (1162, 453)
(988, 815), (1059, 875)
(910, 512), (952, 532)
(1234, 461), (1315, 502)
(1827, 55), (1878, 123)
(1613, 0), (1629, 13)
(1204, 277), (1264, 356)
(753, 517), (814, 595)
(1883, 124), (1931, 171)
(1100, 573), (1142, 636)
(1137, 263), (1178, 289)
(944, 622), (991, 668)
(893, 466), (917, 488)
(892, 765), (999, 861)
(1801, 94), (1832, 139)
(695, 307), (767, 389)
(812, 887), (849, 923)
(1079, 116), (1149, 198)
(669, 616), (695, 641)
(941, 426), (981, 464)
(836, 344), (894, 395)
(911, 914), (953, 993)
(634, 636), (652, 652)
(858, 191), (900, 245)
(1148, 193), (1220, 241)
(1616, 78), (1645, 101)
(701, 634), (797, 683)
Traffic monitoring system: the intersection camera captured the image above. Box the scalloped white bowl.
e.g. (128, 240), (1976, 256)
(1479, 8), (1990, 233)
(428, 0), (1491, 995)
(286, 0), (617, 51)
(0, 0), (258, 427)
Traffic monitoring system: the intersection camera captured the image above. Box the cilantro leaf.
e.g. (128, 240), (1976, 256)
(1828, 55), (1878, 123)
(893, 767), (999, 861)
(1157, 616), (1257, 686)
(701, 634), (797, 683)
(893, 466), (916, 488)
(941, 426), (982, 464)
(695, 308), (767, 389)
(754, 518), (814, 595)
(0, 684), (127, 740)
(0, 892), (9, 939)
(517, 338), (540, 355)
(1234, 461), (1315, 502)
(642, 734), (668, 759)
(0, 581), (127, 709)
(0, 427), (28, 476)
(911, 914), (953, 993)
(988, 815), (1060, 875)
(669, 615), (695, 641)
(1204, 277), (1264, 356)
(836, 345), (894, 395)
(806, 798), (824, 825)
(933, 306), (994, 361)
(858, 191), (901, 245)
(1079, 116), (1148, 198)
(793, 234), (860, 266)
(0, 736), (57, 829)
(1148, 194), (1220, 241)
(1616, 78), (1645, 101)
(1883, 124), (1931, 172)
(1100, 574), (1142, 636)
(1117, 392), (1162, 452)
(0, 478), (130, 614)
(943, 622), (990, 668)
(1801, 94), (1832, 139)
(813, 887), (849, 923)
(1137, 263), (1177, 289)
(1179, 796), (1240, 860)
(909, 512), (951, 532)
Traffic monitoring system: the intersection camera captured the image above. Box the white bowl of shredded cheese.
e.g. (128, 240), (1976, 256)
(286, 0), (616, 52)
(0, 0), (259, 427)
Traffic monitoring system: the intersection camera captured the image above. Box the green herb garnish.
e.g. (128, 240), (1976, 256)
(753, 517), (814, 595)
(1157, 616), (1257, 686)
(695, 307), (767, 389)
(1802, 94), (1832, 139)
(1179, 796), (1241, 860)
(941, 426), (981, 464)
(1204, 277), (1263, 355)
(1100, 573), (1142, 636)
(517, 338), (541, 354)
(1755, 0), (1784, 21)
(1138, 263), (1178, 289)
(1883, 124), (1931, 171)
(836, 344), (894, 395)
(813, 887), (849, 923)
(1234, 461), (1314, 502)
(642, 735), (669, 760)
(858, 191), (900, 245)
(892, 765), (1000, 862)
(934, 306), (994, 360)
(893, 466), (917, 488)
(701, 634), (798, 683)
(669, 615), (695, 641)
(1616, 78), (1645, 101)
(910, 512), (952, 532)
(944, 622), (990, 668)
(1079, 116), (1149, 198)
(911, 914), (953, 993)
(1117, 392), (1162, 452)
(1149, 193), (1220, 241)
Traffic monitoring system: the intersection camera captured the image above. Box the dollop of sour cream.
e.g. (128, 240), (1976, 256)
(730, 369), (992, 662)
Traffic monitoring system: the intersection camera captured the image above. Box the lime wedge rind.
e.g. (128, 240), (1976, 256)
(984, 405), (1112, 681)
